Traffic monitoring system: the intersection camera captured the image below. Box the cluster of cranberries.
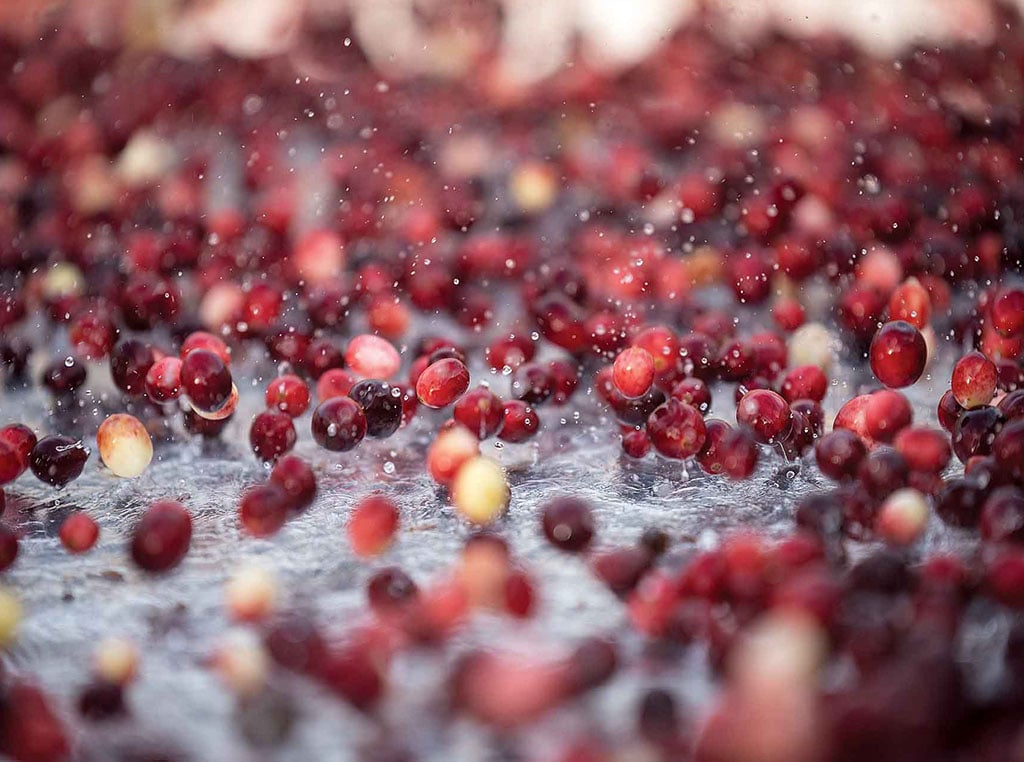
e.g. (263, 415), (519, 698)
(2, 3), (1024, 760)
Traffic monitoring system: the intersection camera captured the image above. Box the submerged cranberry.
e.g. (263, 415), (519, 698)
(29, 436), (89, 487)
(647, 399), (706, 459)
(311, 397), (367, 452)
(348, 380), (402, 438)
(869, 320), (927, 388)
(180, 348), (233, 413)
(541, 497), (595, 553)
(131, 500), (192, 572)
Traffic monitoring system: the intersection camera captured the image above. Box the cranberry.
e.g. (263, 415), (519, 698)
(980, 487), (1024, 543)
(670, 377), (711, 413)
(109, 339), (154, 396)
(180, 331), (232, 366)
(249, 411), (297, 463)
(486, 334), (536, 372)
(858, 449), (909, 500)
(270, 455), (316, 512)
(30, 436), (89, 487)
(416, 358), (471, 409)
(183, 408), (231, 438)
(717, 340), (754, 382)
(993, 419), (1024, 482)
(348, 495), (400, 557)
(1000, 389), (1024, 420)
(991, 287), (1024, 338)
(367, 567), (418, 613)
(951, 350), (998, 409)
(934, 479), (984, 528)
(509, 363), (553, 406)
(498, 400), (539, 443)
(985, 546), (1024, 608)
(348, 380), (402, 438)
(888, 277), (931, 329)
(345, 334), (401, 379)
(622, 429), (652, 459)
(647, 399), (706, 459)
(780, 365), (828, 403)
(547, 359), (580, 405)
(60, 511), (99, 553)
(541, 497), (595, 553)
(311, 398), (367, 452)
(864, 389), (913, 443)
(736, 389), (792, 444)
(239, 484), (290, 537)
(0, 424), (35, 483)
(719, 427), (760, 478)
(305, 338), (345, 379)
(869, 320), (927, 388)
(952, 405), (1005, 463)
(265, 374), (310, 418)
(316, 368), (356, 401)
(69, 311), (117, 361)
(893, 426), (952, 474)
(265, 613), (327, 674)
(0, 523), (18, 571)
(144, 357), (182, 403)
(131, 500), (192, 572)
(453, 387), (504, 439)
(612, 347), (655, 399)
(697, 419), (732, 475)
(41, 355), (87, 396)
(180, 348), (233, 413)
(937, 389), (964, 433)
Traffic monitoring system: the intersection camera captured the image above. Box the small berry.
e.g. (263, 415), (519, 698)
(427, 426), (479, 485)
(249, 411), (297, 463)
(451, 457), (509, 525)
(348, 495), (400, 557)
(736, 389), (792, 444)
(454, 387), (505, 439)
(59, 512), (99, 553)
(310, 397), (367, 452)
(144, 357), (182, 403)
(779, 365), (828, 403)
(93, 637), (138, 685)
(180, 331), (231, 365)
(97, 414), (153, 478)
(893, 427), (952, 474)
(131, 500), (192, 572)
(622, 429), (652, 458)
(876, 488), (929, 546)
(269, 455), (316, 512)
(612, 348), (656, 399)
(991, 287), (1024, 338)
(226, 564), (278, 622)
(417, 358), (471, 409)
(264, 375), (310, 418)
(348, 380), (402, 438)
(316, 368), (357, 401)
(869, 321), (927, 388)
(180, 348), (233, 413)
(951, 350), (998, 409)
(647, 399), (706, 459)
(541, 497), (595, 553)
(670, 377), (712, 413)
(30, 436), (89, 487)
(239, 484), (290, 538)
(345, 334), (401, 379)
(863, 390), (913, 443)
(498, 400), (540, 443)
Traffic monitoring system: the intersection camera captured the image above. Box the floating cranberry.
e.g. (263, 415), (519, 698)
(454, 387), (504, 439)
(144, 357), (182, 403)
(736, 389), (792, 444)
(622, 429), (652, 459)
(541, 497), (595, 553)
(993, 419), (1024, 482)
(316, 368), (356, 401)
(60, 511), (99, 553)
(951, 350), (998, 409)
(612, 348), (655, 399)
(893, 427), (952, 474)
(498, 400), (540, 443)
(265, 375), (310, 418)
(41, 355), (87, 396)
(869, 320), (927, 388)
(991, 287), (1024, 338)
(864, 389), (913, 443)
(311, 397), (367, 452)
(367, 567), (418, 614)
(305, 338), (345, 379)
(131, 500), (192, 572)
(348, 495), (400, 557)
(952, 405), (1004, 463)
(937, 389), (964, 433)
(348, 380), (402, 438)
(239, 484), (290, 537)
(97, 413), (153, 478)
(858, 449), (909, 500)
(647, 399), (706, 459)
(697, 419), (732, 475)
(934, 479), (984, 528)
(985, 547), (1024, 608)
(69, 311), (117, 361)
(417, 358), (471, 409)
(270, 455), (316, 512)
(547, 359), (580, 405)
(180, 331), (232, 365)
(30, 436), (89, 487)
(720, 427), (760, 478)
(510, 363), (554, 405)
(180, 348), (233, 413)
(670, 377), (711, 413)
(0, 524), (17, 571)
(249, 411), (297, 463)
(780, 365), (828, 403)
(486, 334), (536, 373)
(109, 339), (154, 396)
(345, 334), (401, 379)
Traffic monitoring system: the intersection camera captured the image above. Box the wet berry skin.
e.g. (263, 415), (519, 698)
(311, 397), (367, 452)
(736, 389), (793, 444)
(453, 387), (504, 439)
(498, 400), (540, 443)
(647, 399), (706, 459)
(416, 358), (471, 409)
(348, 380), (402, 439)
(29, 436), (89, 487)
(180, 348), (233, 413)
(869, 320), (927, 388)
(130, 500), (192, 572)
(270, 455), (317, 512)
(249, 411), (297, 463)
(541, 497), (595, 553)
(239, 484), (290, 537)
(0, 523), (18, 571)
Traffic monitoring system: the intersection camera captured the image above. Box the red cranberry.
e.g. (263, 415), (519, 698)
(69, 311), (117, 361)
(541, 497), (595, 553)
(349, 495), (400, 557)
(815, 430), (868, 482)
(41, 355), (87, 396)
(498, 400), (539, 443)
(893, 426), (952, 474)
(858, 449), (909, 500)
(264, 613), (327, 674)
(952, 405), (1005, 463)
(864, 389), (913, 443)
(510, 362), (554, 405)
(416, 358), (471, 409)
(131, 500), (192, 572)
(697, 419), (732, 475)
(239, 484), (290, 537)
(311, 397), (367, 452)
(109, 339), (154, 396)
(348, 380), (402, 439)
(934, 479), (984, 528)
(121, 274), (179, 330)
(980, 487), (1024, 543)
(937, 389), (964, 433)
(305, 338), (345, 379)
(991, 287), (1024, 338)
(887, 277), (931, 329)
(60, 511), (99, 553)
(270, 455), (316, 512)
(183, 408), (231, 438)
(486, 334), (536, 372)
(453, 387), (504, 439)
(265, 374), (310, 418)
(999, 389), (1024, 420)
(547, 359), (580, 405)
(719, 427), (760, 478)
(612, 347), (655, 399)
(249, 411), (297, 463)
(647, 399), (706, 459)
(0, 523), (17, 571)
(993, 419), (1024, 483)
(951, 350), (997, 409)
(316, 368), (356, 401)
(345, 334), (401, 379)
(986, 547), (1024, 608)
(367, 567), (418, 613)
(869, 320), (927, 388)
(632, 326), (680, 381)
(144, 357), (182, 403)
(30, 436), (89, 487)
(180, 348), (233, 413)
(780, 365), (828, 403)
(0, 424), (35, 483)
(670, 377), (711, 413)
(736, 389), (792, 444)
(717, 340), (754, 382)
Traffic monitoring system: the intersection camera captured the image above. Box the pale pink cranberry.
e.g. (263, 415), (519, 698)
(345, 334), (401, 379)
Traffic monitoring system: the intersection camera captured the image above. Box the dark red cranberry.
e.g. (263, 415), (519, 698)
(305, 338), (345, 379)
(510, 362), (554, 405)
(647, 399), (706, 459)
(498, 400), (539, 443)
(670, 377), (711, 413)
(697, 419), (732, 475)
(348, 380), (402, 438)
(130, 500), (192, 572)
(952, 405), (1005, 463)
(180, 348), (233, 413)
(622, 429), (651, 458)
(864, 389), (913, 443)
(985, 547), (1024, 608)
(780, 365), (828, 403)
(736, 389), (792, 444)
(249, 411), (297, 463)
(453, 387), (504, 439)
(980, 487), (1024, 543)
(993, 419), (1024, 482)
(678, 333), (717, 379)
(120, 274), (180, 330)
(183, 408), (231, 438)
(592, 548), (652, 598)
(858, 449), (909, 500)
(541, 497), (595, 553)
(41, 355), (87, 395)
(265, 613), (327, 674)
(547, 359), (580, 405)
(239, 484), (290, 537)
(937, 389), (964, 433)
(270, 455), (316, 512)
(29, 436), (89, 487)
(109, 339), (155, 396)
(717, 340), (754, 382)
(311, 397), (367, 451)
(869, 320), (927, 388)
(416, 358), (471, 409)
(367, 567), (419, 614)
(0, 523), (18, 572)
(999, 389), (1024, 420)
(934, 479), (984, 528)
(265, 374), (310, 418)
(720, 427), (760, 478)
(486, 334), (536, 372)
